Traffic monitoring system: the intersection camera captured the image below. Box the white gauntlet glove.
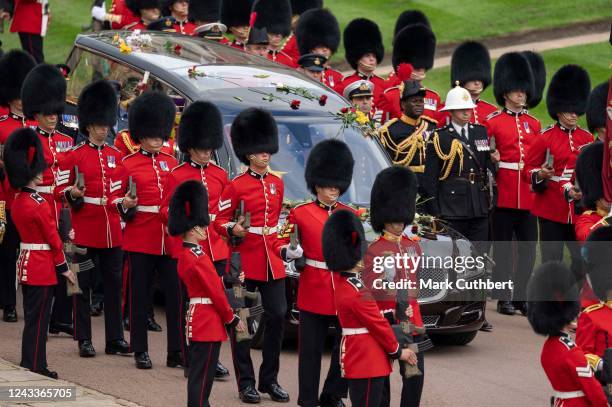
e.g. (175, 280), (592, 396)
(285, 244), (304, 260)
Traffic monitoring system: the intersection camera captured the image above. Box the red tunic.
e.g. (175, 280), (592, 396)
(335, 273), (400, 379)
(173, 19), (196, 35)
(177, 243), (236, 342)
(12, 189), (67, 286)
(525, 124), (593, 224)
(9, 0), (49, 36)
(114, 130), (176, 157)
(281, 34), (299, 61)
(266, 50), (298, 68)
(59, 142), (126, 248)
(576, 302), (612, 361)
(484, 109), (541, 210)
(122, 149), (177, 255)
(109, 0), (139, 30)
(574, 211), (607, 307)
(437, 99), (497, 127)
(214, 169), (285, 281)
(0, 112), (35, 210)
(338, 72), (387, 106)
(378, 85), (441, 125)
(540, 334), (608, 407)
(124, 21), (148, 31)
(160, 159), (230, 261)
(322, 67), (343, 91)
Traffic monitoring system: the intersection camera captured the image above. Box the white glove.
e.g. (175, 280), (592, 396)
(91, 5), (107, 21)
(285, 244), (304, 260)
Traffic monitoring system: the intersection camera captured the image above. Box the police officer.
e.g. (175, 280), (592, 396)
(279, 140), (353, 407)
(220, 0), (253, 50)
(343, 80), (378, 125)
(297, 53), (327, 82)
(251, 0), (297, 68)
(525, 65), (593, 280)
(323, 210), (417, 407)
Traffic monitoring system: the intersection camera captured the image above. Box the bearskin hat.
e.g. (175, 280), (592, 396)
(21, 64), (67, 120)
(546, 64), (591, 120)
(493, 52), (534, 106)
(189, 0), (221, 22)
(4, 128), (48, 189)
(343, 18), (384, 70)
(220, 0), (253, 28)
(450, 41), (491, 90)
(295, 8), (340, 55)
(252, 0), (292, 37)
(230, 108), (278, 165)
(521, 51), (546, 108)
(393, 9), (430, 39)
(290, 0), (322, 15)
(370, 166), (418, 233)
(128, 92), (176, 142)
(526, 261), (580, 336)
(583, 226), (612, 301)
(392, 24), (435, 71)
(0, 50), (36, 106)
(178, 101), (224, 153)
(322, 210), (367, 272)
(305, 139), (354, 196)
(77, 80), (118, 135)
(126, 0), (161, 15)
(586, 82), (608, 133)
(168, 180), (210, 236)
(575, 141), (603, 210)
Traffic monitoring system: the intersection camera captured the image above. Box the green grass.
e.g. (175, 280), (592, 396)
(424, 41), (611, 130)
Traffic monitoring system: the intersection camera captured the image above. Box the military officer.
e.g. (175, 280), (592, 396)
(251, 0), (297, 68)
(188, 0), (227, 42)
(124, 0), (161, 31)
(323, 210), (417, 407)
(486, 52), (541, 317)
(219, 0), (253, 51)
(245, 26), (270, 58)
(161, 0), (196, 34)
(297, 53), (327, 83)
(343, 80), (378, 124)
(525, 65), (593, 280)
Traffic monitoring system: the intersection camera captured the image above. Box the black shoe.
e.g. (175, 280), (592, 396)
(49, 322), (74, 336)
(513, 301), (527, 316)
(239, 386), (261, 404)
(258, 383), (289, 403)
(166, 351), (184, 368)
(319, 393), (345, 407)
(147, 316), (162, 332)
(184, 366), (189, 378)
(36, 367), (58, 379)
(90, 302), (103, 316)
(496, 300), (516, 315)
(79, 340), (96, 357)
(134, 352), (152, 369)
(123, 317), (130, 331)
(479, 320), (493, 332)
(215, 361), (230, 380)
(2, 307), (17, 322)
(105, 339), (131, 355)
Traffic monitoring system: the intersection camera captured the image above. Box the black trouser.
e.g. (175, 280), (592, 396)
(20, 285), (53, 372)
(298, 310), (347, 406)
(128, 252), (182, 354)
(491, 208), (537, 301)
(381, 352), (425, 407)
(349, 376), (386, 407)
(445, 216), (489, 251)
(18, 32), (44, 63)
(73, 247), (123, 342)
(188, 341), (221, 407)
(0, 212), (19, 308)
(538, 217), (583, 280)
(50, 275), (72, 325)
(229, 276), (286, 391)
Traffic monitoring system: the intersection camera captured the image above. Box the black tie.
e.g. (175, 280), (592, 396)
(461, 127), (467, 141)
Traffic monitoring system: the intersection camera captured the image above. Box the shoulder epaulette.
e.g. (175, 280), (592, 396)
(106, 143), (121, 152)
(122, 151), (139, 162)
(347, 276), (365, 291)
(208, 161), (228, 173)
(119, 130), (139, 153)
(383, 86), (400, 94)
(486, 110), (502, 121)
(523, 111), (539, 121)
(158, 151), (175, 159)
(583, 303), (604, 313)
(29, 193), (45, 204)
(480, 99), (496, 108)
(541, 125), (554, 134)
(292, 201), (312, 211)
(379, 118), (398, 132)
(171, 162), (187, 172)
(0, 115), (8, 121)
(559, 335), (575, 350)
(72, 141), (86, 150)
(421, 115), (438, 124)
(232, 171), (249, 181)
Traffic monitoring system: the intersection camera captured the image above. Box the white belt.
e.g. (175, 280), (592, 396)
(248, 226), (278, 235)
(342, 328), (369, 336)
(20, 243), (51, 251)
(550, 176), (571, 183)
(498, 161), (523, 170)
(553, 390), (584, 399)
(137, 205), (160, 213)
(305, 259), (328, 269)
(33, 185), (54, 194)
(83, 196), (106, 205)
(189, 297), (212, 305)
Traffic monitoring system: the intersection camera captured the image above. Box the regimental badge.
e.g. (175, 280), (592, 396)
(523, 121), (530, 133)
(107, 155), (116, 168)
(159, 161), (169, 171)
(269, 183), (277, 195)
(314, 57), (321, 66)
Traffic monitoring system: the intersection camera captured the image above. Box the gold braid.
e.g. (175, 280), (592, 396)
(377, 120), (427, 166)
(432, 133), (463, 181)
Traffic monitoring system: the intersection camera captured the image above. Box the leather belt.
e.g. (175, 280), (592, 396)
(452, 171), (486, 184)
(33, 185), (54, 194)
(83, 196), (107, 205)
(20, 243), (51, 251)
(342, 328), (369, 335)
(137, 205), (160, 213)
(189, 297), (212, 305)
(552, 390), (584, 399)
(305, 259), (328, 269)
(248, 226), (278, 235)
(498, 161), (524, 170)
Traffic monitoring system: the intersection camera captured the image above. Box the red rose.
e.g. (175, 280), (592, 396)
(174, 44), (182, 55)
(340, 107), (349, 114)
(318, 94), (328, 106)
(290, 100), (301, 110)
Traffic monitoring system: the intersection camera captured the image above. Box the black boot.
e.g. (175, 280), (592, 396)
(105, 339), (131, 355)
(49, 322), (74, 336)
(166, 351), (184, 368)
(2, 306), (17, 322)
(513, 301), (527, 316)
(36, 367), (58, 379)
(258, 383), (290, 403)
(134, 352), (152, 369)
(239, 385), (261, 404)
(79, 340), (96, 357)
(214, 361), (230, 380)
(90, 301), (103, 316)
(147, 316), (162, 332)
(496, 300), (516, 315)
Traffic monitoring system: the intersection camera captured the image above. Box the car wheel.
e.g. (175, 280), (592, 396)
(430, 331), (478, 346)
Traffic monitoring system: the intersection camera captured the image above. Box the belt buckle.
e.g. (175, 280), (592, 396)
(518, 161), (525, 170)
(263, 226), (270, 235)
(468, 172), (476, 184)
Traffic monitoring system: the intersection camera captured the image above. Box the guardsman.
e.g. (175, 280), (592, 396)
(252, 0), (297, 68)
(115, 128), (176, 157)
(160, 101), (232, 380)
(521, 51), (546, 110)
(214, 108), (295, 403)
(339, 18), (386, 105)
(297, 53), (327, 82)
(295, 7), (342, 90)
(486, 52), (541, 317)
(586, 82), (609, 141)
(525, 65), (593, 280)
(526, 261), (608, 407)
(379, 19), (439, 124)
(124, 0), (161, 30)
(168, 180), (245, 407)
(245, 26), (270, 58)
(4, 128), (75, 379)
(343, 80), (378, 125)
(0, 50), (36, 323)
(281, 0), (322, 61)
(121, 92), (183, 369)
(438, 42), (496, 126)
(59, 80), (130, 358)
(161, 0), (196, 34)
(322, 210), (417, 407)
(364, 166), (431, 407)
(3, 0), (49, 62)
(220, 0), (253, 51)
(377, 80), (437, 186)
(108, 0), (140, 29)
(279, 140), (353, 407)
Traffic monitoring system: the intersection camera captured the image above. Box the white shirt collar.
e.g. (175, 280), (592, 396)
(451, 121), (469, 139)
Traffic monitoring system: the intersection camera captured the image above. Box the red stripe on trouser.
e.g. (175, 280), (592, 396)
(229, 330), (241, 390)
(121, 257), (129, 314)
(365, 378), (371, 407)
(200, 345), (214, 407)
(72, 295), (77, 340)
(33, 287), (48, 372)
(178, 282), (185, 364)
(128, 256), (133, 353)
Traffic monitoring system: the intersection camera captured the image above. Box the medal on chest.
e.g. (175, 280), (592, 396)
(269, 183), (277, 195)
(159, 161), (169, 171)
(523, 121), (530, 134)
(424, 97), (437, 111)
(107, 155), (116, 168)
